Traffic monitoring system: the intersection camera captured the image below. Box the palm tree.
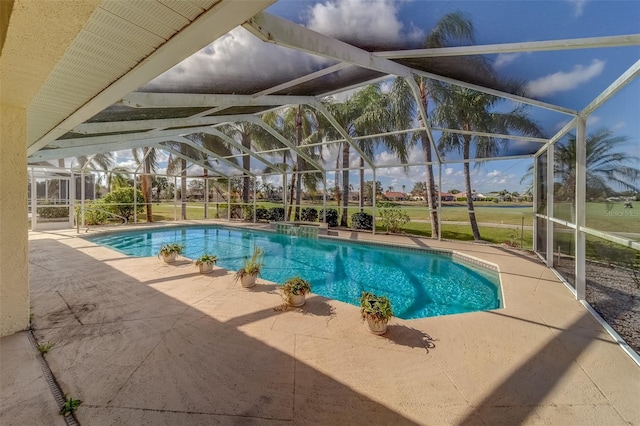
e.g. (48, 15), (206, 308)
(389, 12), (484, 239)
(325, 84), (409, 226)
(165, 142), (202, 220)
(263, 106), (324, 220)
(184, 132), (239, 218)
(432, 84), (542, 240)
(523, 127), (640, 201)
(217, 122), (265, 204)
(132, 147), (159, 222)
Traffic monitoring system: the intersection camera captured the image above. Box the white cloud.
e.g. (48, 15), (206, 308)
(526, 59), (605, 97)
(144, 28), (326, 92)
(445, 167), (454, 176)
(568, 0), (587, 17)
(306, 0), (422, 47)
(493, 53), (521, 69)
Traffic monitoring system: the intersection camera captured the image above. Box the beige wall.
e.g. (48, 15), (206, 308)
(0, 104), (29, 335)
(0, 0), (100, 336)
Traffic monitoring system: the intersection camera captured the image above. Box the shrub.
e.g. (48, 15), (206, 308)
(37, 202), (69, 219)
(268, 207), (285, 221)
(301, 207), (318, 222)
(319, 208), (338, 227)
(255, 207), (270, 221)
(379, 206), (410, 233)
(242, 205), (254, 221)
(101, 187), (144, 221)
(351, 212), (373, 230)
(456, 197), (467, 202)
(77, 200), (109, 225)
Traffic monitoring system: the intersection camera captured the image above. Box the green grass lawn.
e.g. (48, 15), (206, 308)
(132, 200), (636, 249)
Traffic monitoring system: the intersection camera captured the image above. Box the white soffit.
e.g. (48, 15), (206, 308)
(27, 0), (275, 155)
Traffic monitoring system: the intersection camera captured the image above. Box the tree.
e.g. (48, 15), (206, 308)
(216, 122), (265, 204)
(389, 12), (484, 239)
(132, 147), (159, 223)
(185, 132), (239, 218)
(449, 189), (461, 194)
(326, 84), (409, 226)
(363, 180), (383, 203)
(411, 182), (427, 196)
(540, 128), (640, 201)
(432, 84), (542, 240)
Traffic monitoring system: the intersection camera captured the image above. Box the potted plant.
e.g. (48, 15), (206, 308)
(360, 291), (393, 335)
(195, 254), (217, 274)
(158, 242), (184, 264)
(281, 276), (311, 307)
(234, 246), (264, 288)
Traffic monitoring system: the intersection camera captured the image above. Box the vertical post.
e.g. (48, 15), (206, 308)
(372, 168), (377, 235)
(322, 173), (327, 223)
(173, 176), (178, 221)
(68, 174), (75, 228)
(30, 167), (37, 231)
(253, 176), (257, 223)
(533, 156), (538, 252)
(283, 173), (288, 221)
(227, 179), (231, 221)
(80, 170), (85, 227)
(204, 177), (209, 219)
(546, 144), (554, 268)
(575, 116), (587, 300)
(133, 173), (137, 224)
(438, 163), (442, 240)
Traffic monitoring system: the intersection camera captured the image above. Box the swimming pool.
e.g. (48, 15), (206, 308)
(88, 225), (502, 319)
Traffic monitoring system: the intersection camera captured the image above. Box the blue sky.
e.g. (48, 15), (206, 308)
(112, 0), (639, 195)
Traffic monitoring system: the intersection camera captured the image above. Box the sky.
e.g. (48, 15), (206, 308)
(107, 0), (639, 195)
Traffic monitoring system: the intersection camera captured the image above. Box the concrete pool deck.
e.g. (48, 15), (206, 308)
(2, 220), (639, 425)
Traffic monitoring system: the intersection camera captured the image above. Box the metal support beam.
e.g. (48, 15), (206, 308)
(206, 128), (284, 174)
(27, 0), (276, 155)
(405, 75), (442, 164)
(546, 144), (554, 268)
(309, 100), (375, 169)
(120, 93), (319, 109)
(157, 142), (229, 178)
(244, 12), (410, 78)
(581, 59), (640, 116)
(376, 34), (640, 58)
(174, 136), (254, 177)
(253, 63), (351, 97)
(575, 116), (587, 300)
(244, 116), (325, 173)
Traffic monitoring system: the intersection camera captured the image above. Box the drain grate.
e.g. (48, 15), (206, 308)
(28, 331), (79, 426)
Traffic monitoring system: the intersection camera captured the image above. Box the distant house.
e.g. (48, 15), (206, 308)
(384, 191), (406, 201)
(441, 192), (455, 202)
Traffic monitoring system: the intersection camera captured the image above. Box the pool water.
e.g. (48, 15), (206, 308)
(88, 226), (502, 319)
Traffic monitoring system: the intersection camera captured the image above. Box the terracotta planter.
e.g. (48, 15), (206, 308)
(198, 263), (214, 274)
(240, 274), (257, 288)
(162, 252), (178, 264)
(365, 316), (388, 335)
(287, 293), (306, 307)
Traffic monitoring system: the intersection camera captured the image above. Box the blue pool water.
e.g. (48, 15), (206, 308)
(88, 226), (501, 319)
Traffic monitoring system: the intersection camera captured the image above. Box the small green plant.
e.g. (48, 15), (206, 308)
(234, 246), (264, 281)
(59, 395), (82, 416)
(379, 206), (410, 233)
(158, 242), (184, 257)
(37, 341), (54, 354)
(195, 254), (217, 266)
(360, 292), (393, 323)
(281, 276), (311, 297)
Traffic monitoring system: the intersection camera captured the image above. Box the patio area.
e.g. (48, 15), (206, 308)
(2, 222), (638, 425)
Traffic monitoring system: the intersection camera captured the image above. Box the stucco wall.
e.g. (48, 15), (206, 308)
(0, 104), (29, 336)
